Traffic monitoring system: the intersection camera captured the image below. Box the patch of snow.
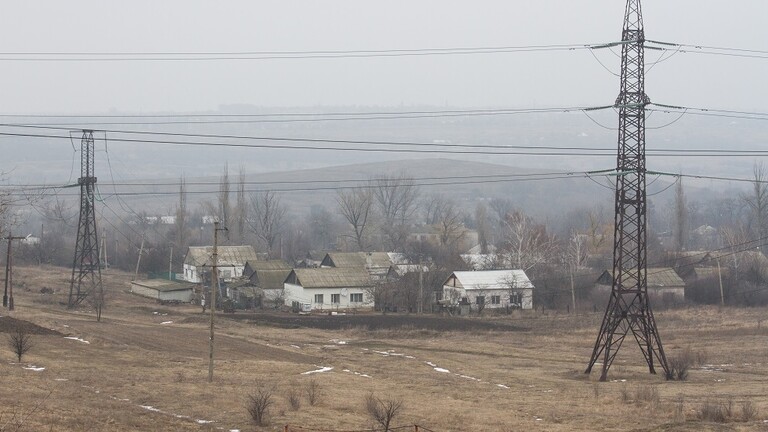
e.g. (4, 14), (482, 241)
(64, 336), (90, 344)
(330, 339), (347, 345)
(141, 405), (162, 413)
(405, 355), (415, 359)
(434, 367), (450, 373)
(196, 419), (214, 424)
(63, 324), (69, 328)
(153, 311), (159, 315)
(23, 366), (45, 371)
(290, 345), (301, 349)
(497, 384), (510, 389)
(160, 321), (173, 325)
(301, 366), (333, 375)
(458, 374), (481, 382)
(54, 378), (68, 381)
(425, 361), (437, 367)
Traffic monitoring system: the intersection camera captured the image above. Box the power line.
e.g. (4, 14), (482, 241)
(1, 125), (767, 158)
(0, 43), (598, 62)
(0, 105), (612, 127)
(646, 40), (768, 61)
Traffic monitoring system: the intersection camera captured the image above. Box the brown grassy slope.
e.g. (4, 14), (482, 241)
(1, 265), (767, 431)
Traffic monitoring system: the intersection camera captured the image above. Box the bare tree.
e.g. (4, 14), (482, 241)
(8, 327), (32, 362)
(436, 199), (465, 249)
(372, 175), (419, 251)
(365, 393), (403, 432)
(234, 166), (248, 241)
(500, 211), (558, 274)
(674, 177), (688, 252)
(175, 176), (187, 253)
(742, 162), (768, 249)
(475, 202), (490, 254)
(337, 188), (373, 251)
(248, 191), (287, 257)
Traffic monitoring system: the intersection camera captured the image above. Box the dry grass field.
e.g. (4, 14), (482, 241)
(1, 265), (768, 431)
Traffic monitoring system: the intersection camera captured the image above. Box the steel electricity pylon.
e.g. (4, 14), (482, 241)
(585, 0), (670, 381)
(68, 130), (104, 320)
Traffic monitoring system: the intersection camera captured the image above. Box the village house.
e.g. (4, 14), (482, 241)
(130, 279), (196, 303)
(442, 270), (534, 310)
(594, 267), (686, 304)
(283, 267), (374, 311)
(227, 260), (292, 308)
(182, 245), (261, 283)
(320, 252), (407, 281)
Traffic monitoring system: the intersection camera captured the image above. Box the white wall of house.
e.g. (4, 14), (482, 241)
(284, 283), (372, 310)
(443, 286), (533, 310)
(182, 264), (243, 283)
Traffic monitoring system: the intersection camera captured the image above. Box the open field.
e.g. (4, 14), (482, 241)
(1, 265), (768, 431)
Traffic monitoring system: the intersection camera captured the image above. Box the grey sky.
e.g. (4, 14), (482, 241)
(1, 1), (767, 113)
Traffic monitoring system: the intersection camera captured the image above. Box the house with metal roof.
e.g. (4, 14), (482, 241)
(130, 279), (196, 303)
(442, 270), (534, 310)
(595, 267), (686, 303)
(283, 267), (375, 311)
(320, 252), (405, 281)
(227, 260), (293, 308)
(182, 245), (261, 283)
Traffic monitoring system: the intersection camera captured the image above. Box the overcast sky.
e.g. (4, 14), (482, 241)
(1, 1), (767, 114)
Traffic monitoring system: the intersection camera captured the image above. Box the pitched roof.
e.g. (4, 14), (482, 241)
(445, 270), (534, 291)
(131, 279), (196, 292)
(647, 268), (685, 287)
(184, 245), (260, 267)
(597, 268), (685, 288)
(288, 267), (374, 289)
(322, 252), (396, 269)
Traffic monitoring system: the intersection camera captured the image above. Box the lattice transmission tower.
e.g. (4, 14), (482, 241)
(585, 0), (670, 381)
(68, 130), (104, 320)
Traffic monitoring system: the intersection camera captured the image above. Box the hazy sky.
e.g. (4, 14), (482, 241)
(2, 1), (767, 114)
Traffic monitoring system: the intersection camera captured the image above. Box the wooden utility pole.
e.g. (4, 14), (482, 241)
(717, 259), (725, 306)
(4, 233), (27, 311)
(169, 246), (173, 280)
(133, 236), (145, 281)
(208, 221), (226, 382)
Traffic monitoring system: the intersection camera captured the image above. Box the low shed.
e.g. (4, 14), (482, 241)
(131, 279), (196, 303)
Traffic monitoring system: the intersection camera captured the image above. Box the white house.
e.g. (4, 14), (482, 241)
(182, 245), (260, 283)
(283, 267), (374, 311)
(442, 270), (534, 310)
(130, 279), (196, 303)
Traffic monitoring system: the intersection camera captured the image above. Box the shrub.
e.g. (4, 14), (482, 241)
(287, 388), (301, 411)
(8, 327), (33, 362)
(365, 393), (403, 432)
(741, 400), (758, 422)
(668, 352), (693, 381)
(306, 379), (321, 406)
(697, 400), (726, 423)
(634, 385), (659, 406)
(247, 384), (274, 426)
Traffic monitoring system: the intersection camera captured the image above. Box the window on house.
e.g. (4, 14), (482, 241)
(475, 296), (485, 305)
(350, 293), (363, 303)
(331, 294), (340, 304)
(510, 292), (521, 306)
(314, 294), (324, 304)
(220, 270), (232, 279)
(491, 295), (501, 305)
